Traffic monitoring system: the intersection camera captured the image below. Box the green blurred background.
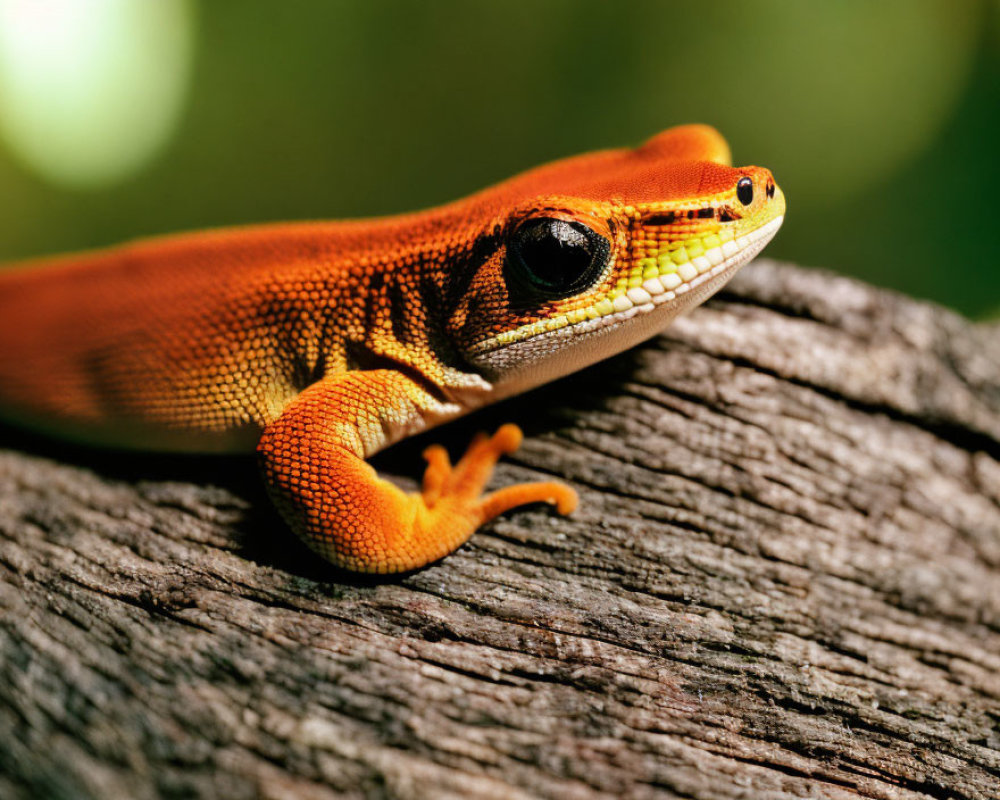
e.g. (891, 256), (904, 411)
(0, 0), (997, 317)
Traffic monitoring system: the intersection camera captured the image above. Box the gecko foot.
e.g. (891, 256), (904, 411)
(421, 424), (578, 523)
(410, 424), (578, 549)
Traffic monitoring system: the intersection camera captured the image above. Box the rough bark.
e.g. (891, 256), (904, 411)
(1, 259), (998, 800)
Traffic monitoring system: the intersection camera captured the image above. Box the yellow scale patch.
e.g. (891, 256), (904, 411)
(596, 224), (734, 308)
(485, 223), (738, 349)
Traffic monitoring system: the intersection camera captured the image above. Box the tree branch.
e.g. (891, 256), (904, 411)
(2, 260), (998, 799)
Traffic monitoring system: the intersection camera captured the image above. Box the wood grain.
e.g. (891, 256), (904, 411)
(2, 260), (998, 799)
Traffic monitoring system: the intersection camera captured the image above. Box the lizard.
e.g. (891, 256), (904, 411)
(0, 124), (785, 574)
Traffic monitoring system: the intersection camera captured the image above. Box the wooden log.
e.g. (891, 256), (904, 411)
(1, 259), (998, 799)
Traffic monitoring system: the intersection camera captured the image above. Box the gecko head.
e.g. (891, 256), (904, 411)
(445, 127), (785, 397)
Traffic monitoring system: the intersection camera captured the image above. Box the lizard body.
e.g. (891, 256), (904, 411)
(0, 125), (784, 572)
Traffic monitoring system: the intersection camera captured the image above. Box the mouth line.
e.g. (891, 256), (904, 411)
(641, 203), (742, 226)
(472, 214), (783, 355)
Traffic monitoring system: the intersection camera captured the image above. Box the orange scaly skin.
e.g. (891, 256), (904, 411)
(0, 126), (785, 573)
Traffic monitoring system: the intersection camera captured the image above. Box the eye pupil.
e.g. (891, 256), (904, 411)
(506, 218), (609, 302)
(737, 177), (754, 206)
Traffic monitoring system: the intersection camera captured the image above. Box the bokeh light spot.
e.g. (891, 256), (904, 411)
(0, 0), (194, 189)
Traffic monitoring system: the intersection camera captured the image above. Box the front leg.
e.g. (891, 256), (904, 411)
(257, 370), (577, 573)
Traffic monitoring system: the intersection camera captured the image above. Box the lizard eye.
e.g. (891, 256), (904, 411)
(736, 177), (754, 206)
(505, 217), (610, 303)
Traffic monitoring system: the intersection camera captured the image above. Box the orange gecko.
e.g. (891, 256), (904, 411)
(0, 125), (784, 573)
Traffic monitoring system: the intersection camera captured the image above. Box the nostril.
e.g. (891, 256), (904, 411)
(766, 179), (775, 199)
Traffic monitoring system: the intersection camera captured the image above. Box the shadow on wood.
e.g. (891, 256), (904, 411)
(2, 260), (999, 799)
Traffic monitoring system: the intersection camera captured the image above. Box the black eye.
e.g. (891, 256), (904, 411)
(737, 177), (754, 206)
(505, 217), (610, 303)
